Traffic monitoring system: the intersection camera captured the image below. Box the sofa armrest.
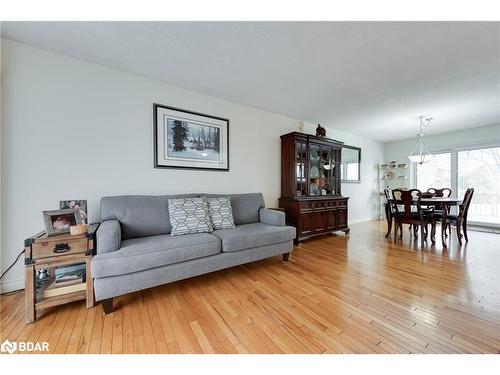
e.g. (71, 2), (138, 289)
(97, 220), (121, 254)
(259, 208), (285, 226)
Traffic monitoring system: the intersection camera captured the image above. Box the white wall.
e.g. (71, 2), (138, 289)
(0, 39), (384, 292)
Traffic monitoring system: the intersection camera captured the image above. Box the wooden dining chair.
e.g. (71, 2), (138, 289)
(433, 188), (474, 245)
(383, 188), (394, 237)
(391, 189), (436, 247)
(385, 188), (421, 238)
(427, 187), (452, 198)
(427, 187), (453, 235)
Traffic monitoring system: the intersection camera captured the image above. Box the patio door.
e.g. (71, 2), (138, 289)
(414, 145), (500, 227)
(457, 146), (500, 226)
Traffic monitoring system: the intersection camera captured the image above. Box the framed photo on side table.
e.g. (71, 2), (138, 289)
(60, 199), (88, 224)
(154, 104), (229, 171)
(43, 209), (82, 236)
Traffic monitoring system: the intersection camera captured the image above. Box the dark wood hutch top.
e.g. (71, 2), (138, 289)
(280, 132), (345, 148)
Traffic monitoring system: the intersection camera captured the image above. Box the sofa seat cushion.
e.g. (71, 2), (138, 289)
(212, 223), (296, 253)
(92, 233), (221, 278)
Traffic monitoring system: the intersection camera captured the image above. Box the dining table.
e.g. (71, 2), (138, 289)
(385, 197), (462, 248)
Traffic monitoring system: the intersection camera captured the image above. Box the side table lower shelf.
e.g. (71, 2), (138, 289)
(35, 289), (87, 310)
(25, 255), (94, 323)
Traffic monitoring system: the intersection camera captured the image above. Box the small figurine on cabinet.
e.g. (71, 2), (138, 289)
(316, 124), (326, 137)
(298, 121), (305, 133)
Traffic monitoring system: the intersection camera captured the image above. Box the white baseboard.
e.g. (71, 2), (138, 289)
(348, 217), (379, 225)
(0, 278), (24, 294)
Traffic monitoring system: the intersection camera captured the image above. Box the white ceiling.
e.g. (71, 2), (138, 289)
(2, 21), (499, 142)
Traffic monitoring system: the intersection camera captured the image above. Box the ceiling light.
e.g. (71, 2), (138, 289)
(408, 116), (434, 165)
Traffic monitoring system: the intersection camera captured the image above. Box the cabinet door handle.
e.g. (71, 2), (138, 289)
(53, 243), (70, 253)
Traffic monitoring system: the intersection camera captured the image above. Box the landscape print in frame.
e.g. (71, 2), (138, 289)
(154, 104), (229, 171)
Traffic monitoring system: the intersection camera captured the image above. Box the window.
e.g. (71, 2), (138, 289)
(416, 152), (451, 192)
(414, 145), (500, 227)
(458, 147), (500, 225)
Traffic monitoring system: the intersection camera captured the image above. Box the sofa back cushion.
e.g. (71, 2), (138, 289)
(100, 194), (197, 239)
(168, 197), (214, 236)
(207, 197), (236, 230)
(200, 193), (265, 225)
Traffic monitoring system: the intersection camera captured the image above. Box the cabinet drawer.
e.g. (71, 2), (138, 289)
(313, 201), (327, 209)
(32, 238), (88, 260)
(299, 202), (314, 211)
(326, 201), (337, 208)
(337, 199), (348, 208)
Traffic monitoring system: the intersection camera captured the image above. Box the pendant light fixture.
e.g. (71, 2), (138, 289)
(408, 116), (434, 164)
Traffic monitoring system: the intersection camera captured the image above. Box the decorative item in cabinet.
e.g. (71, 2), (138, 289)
(279, 132), (350, 244)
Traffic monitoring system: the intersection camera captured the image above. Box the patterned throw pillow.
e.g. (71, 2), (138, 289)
(207, 197), (235, 230)
(168, 197), (213, 236)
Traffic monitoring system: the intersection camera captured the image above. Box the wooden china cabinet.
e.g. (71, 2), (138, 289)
(279, 132), (350, 244)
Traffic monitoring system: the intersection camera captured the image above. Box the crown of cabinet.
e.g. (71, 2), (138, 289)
(280, 132), (344, 148)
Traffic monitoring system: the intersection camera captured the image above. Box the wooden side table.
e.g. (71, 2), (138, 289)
(24, 224), (99, 324)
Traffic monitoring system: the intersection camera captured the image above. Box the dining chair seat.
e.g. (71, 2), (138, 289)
(432, 212), (458, 220)
(394, 211), (434, 219)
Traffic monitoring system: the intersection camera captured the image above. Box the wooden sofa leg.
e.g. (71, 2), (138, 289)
(102, 298), (114, 314)
(282, 252), (291, 262)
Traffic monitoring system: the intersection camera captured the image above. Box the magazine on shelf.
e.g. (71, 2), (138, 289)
(55, 263), (86, 283)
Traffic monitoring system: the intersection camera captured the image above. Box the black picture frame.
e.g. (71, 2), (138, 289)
(153, 103), (230, 171)
(341, 145), (362, 183)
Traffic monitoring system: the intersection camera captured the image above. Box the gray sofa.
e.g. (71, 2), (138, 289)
(92, 193), (296, 312)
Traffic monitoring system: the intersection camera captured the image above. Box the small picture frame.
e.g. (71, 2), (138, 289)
(60, 199), (88, 224)
(43, 209), (82, 236)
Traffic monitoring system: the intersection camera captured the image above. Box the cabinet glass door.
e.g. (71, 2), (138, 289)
(309, 144), (336, 196)
(332, 148), (341, 195)
(320, 146), (334, 195)
(309, 144), (321, 195)
(296, 142), (307, 197)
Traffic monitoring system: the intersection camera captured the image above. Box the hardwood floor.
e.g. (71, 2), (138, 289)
(1, 220), (499, 354)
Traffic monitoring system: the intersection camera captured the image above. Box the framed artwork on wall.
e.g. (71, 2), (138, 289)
(154, 104), (229, 171)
